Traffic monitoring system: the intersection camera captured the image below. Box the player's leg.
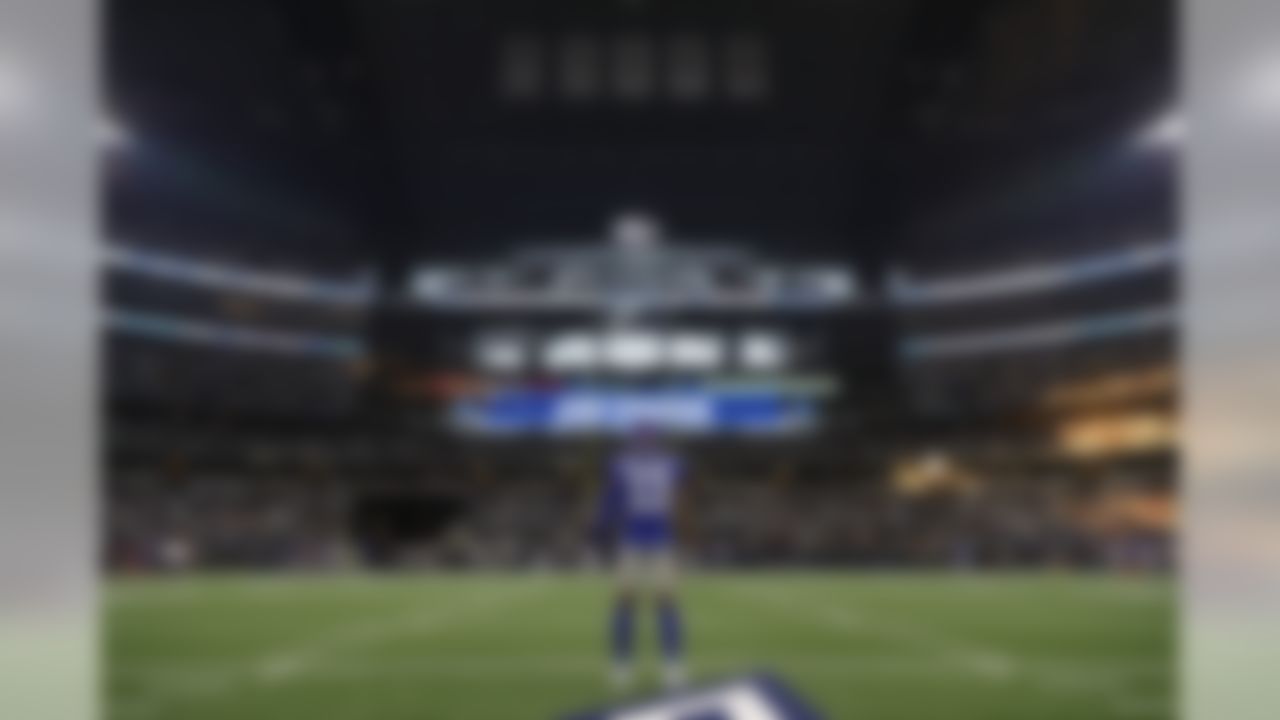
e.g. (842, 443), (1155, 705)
(652, 549), (685, 689)
(610, 547), (639, 690)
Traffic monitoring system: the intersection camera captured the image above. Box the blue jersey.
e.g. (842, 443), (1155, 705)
(600, 450), (683, 549)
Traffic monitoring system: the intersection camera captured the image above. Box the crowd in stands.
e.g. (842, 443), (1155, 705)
(106, 460), (1173, 574)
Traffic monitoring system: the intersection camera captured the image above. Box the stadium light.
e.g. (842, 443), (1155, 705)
(544, 331), (601, 372)
(667, 332), (724, 371)
(475, 334), (527, 373)
(411, 267), (458, 301)
(919, 450), (951, 478)
(808, 267), (856, 301)
(603, 329), (664, 373)
(610, 210), (662, 253)
(1135, 109), (1184, 150)
(740, 331), (788, 371)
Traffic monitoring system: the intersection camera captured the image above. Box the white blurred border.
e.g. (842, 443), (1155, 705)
(1186, 0), (1280, 718)
(0, 1), (96, 720)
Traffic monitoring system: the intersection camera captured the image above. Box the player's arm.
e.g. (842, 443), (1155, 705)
(675, 461), (698, 553)
(592, 463), (624, 548)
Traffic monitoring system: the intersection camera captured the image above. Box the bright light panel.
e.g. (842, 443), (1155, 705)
(476, 334), (526, 373)
(412, 268), (457, 300)
(544, 332), (600, 371)
(603, 329), (664, 373)
(811, 267), (856, 300)
(740, 331), (788, 371)
(610, 211), (662, 252)
(667, 332), (724, 370)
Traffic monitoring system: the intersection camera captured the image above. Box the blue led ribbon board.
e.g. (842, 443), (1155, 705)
(453, 388), (816, 436)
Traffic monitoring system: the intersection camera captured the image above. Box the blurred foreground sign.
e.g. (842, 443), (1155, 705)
(563, 673), (825, 720)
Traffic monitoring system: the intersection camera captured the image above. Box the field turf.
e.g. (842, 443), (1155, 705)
(107, 573), (1173, 719)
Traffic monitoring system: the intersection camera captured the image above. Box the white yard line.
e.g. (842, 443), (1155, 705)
(731, 584), (1169, 716)
(736, 585), (1020, 681)
(114, 652), (1164, 682)
(1110, 693), (1173, 717)
(113, 579), (552, 718)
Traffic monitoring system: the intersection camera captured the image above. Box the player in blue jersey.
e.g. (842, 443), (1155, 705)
(593, 424), (687, 692)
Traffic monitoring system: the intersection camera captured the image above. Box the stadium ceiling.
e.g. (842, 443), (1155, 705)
(106, 0), (1172, 278)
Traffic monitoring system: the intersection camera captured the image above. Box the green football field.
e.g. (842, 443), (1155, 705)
(107, 573), (1173, 719)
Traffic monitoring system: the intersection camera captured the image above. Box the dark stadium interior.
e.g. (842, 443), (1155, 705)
(103, 0), (1177, 573)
